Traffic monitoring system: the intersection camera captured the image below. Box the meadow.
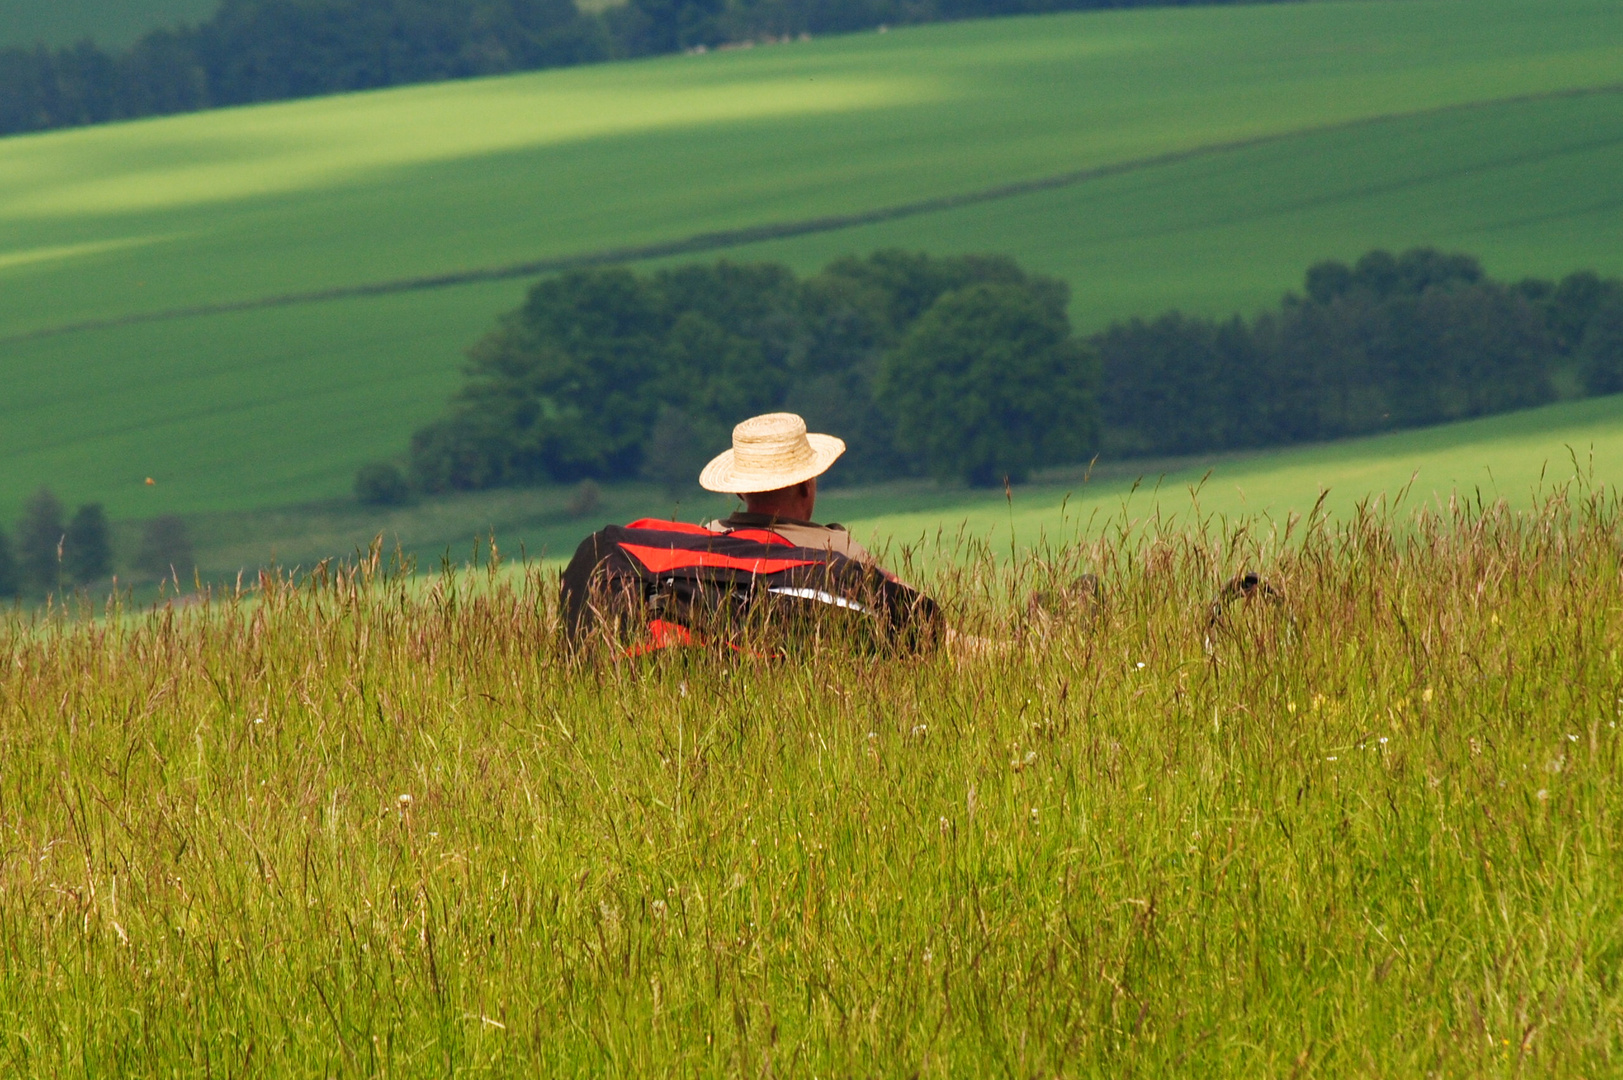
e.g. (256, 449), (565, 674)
(3, 490), (1621, 1074)
(0, 0), (1621, 519)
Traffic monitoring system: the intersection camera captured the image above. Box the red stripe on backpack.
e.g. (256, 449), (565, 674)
(623, 518), (713, 535)
(619, 543), (820, 576)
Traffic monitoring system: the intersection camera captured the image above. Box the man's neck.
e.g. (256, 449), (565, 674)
(728, 509), (818, 527)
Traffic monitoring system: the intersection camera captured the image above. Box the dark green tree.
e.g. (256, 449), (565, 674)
(63, 503), (113, 585)
(877, 281), (1097, 486)
(416, 267), (670, 488)
(16, 488), (65, 596)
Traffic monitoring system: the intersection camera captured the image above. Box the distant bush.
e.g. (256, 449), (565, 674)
(354, 461), (412, 506)
(135, 516), (195, 580)
(13, 488), (115, 595)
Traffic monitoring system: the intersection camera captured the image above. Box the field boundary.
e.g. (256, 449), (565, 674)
(5, 80), (1621, 346)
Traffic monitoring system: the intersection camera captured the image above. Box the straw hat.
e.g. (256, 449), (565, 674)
(699, 413), (845, 494)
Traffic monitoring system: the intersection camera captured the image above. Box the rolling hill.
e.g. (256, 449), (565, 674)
(0, 0), (217, 48)
(0, 0), (1620, 524)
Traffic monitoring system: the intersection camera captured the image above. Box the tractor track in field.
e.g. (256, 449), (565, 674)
(4, 80), (1622, 347)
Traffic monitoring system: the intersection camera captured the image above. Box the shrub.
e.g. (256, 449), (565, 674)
(135, 516), (194, 580)
(354, 462), (411, 506)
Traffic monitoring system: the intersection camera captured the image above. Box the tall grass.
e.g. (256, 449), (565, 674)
(2, 492), (1621, 1075)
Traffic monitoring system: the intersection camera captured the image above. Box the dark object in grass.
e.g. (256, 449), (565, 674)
(1204, 572), (1295, 654)
(1026, 573), (1105, 630)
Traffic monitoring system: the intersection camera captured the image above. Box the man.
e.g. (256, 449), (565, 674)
(698, 412), (897, 579)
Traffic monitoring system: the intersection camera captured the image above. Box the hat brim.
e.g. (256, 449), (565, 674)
(698, 433), (846, 494)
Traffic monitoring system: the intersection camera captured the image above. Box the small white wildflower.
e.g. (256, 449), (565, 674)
(1029, 806), (1038, 821)
(867, 731), (877, 740)
(1567, 734), (1579, 742)
(1536, 789), (1549, 802)
(253, 717), (264, 725)
(1326, 756), (1338, 762)
(911, 724), (928, 738)
(397, 793), (413, 806)
(652, 899), (667, 919)
(1135, 662), (1146, 670)
(1379, 737), (1389, 745)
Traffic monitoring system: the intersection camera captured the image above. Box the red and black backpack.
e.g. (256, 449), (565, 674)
(559, 518), (939, 656)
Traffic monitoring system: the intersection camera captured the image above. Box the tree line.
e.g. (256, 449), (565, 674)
(0, 489), (194, 599)
(0, 0), (1285, 137)
(382, 250), (1094, 496)
(1097, 250), (1623, 457)
(372, 247), (1623, 497)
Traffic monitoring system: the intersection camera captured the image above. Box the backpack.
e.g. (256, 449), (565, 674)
(559, 518), (939, 657)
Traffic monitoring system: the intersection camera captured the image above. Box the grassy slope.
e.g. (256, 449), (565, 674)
(839, 394), (1623, 563)
(169, 393), (1623, 581)
(0, 0), (1620, 519)
(0, 0), (217, 47)
(8, 502), (1623, 1073)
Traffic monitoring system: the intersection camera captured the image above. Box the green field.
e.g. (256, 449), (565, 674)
(843, 393), (1623, 562)
(0, 0), (216, 47)
(0, 0), (1621, 524)
(8, 497), (1623, 1073)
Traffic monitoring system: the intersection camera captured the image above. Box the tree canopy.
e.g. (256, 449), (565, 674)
(878, 281), (1095, 485)
(401, 251), (1087, 490)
